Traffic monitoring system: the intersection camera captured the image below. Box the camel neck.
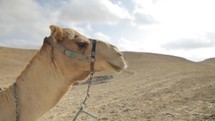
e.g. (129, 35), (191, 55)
(16, 47), (72, 121)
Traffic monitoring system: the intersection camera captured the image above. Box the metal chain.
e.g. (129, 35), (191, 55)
(72, 72), (99, 121)
(82, 72), (94, 106)
(12, 83), (20, 121)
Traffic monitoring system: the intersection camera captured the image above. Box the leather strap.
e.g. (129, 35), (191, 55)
(44, 36), (96, 62)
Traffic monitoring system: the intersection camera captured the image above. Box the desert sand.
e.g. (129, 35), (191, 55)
(0, 47), (214, 121)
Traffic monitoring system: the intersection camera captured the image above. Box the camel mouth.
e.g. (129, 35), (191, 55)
(108, 62), (126, 72)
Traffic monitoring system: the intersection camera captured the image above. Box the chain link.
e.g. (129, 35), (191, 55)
(82, 72), (94, 106)
(72, 72), (99, 121)
(12, 83), (20, 121)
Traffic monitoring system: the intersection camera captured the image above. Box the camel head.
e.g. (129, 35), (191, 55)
(43, 25), (127, 81)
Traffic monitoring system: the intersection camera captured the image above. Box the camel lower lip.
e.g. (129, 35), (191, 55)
(108, 62), (123, 72)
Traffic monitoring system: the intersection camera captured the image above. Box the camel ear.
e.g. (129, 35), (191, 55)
(49, 25), (64, 42)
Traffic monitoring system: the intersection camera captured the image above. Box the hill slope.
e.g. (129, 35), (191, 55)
(201, 58), (215, 67)
(0, 48), (214, 121)
(0, 47), (36, 87)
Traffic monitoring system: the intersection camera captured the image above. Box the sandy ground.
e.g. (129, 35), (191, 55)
(0, 47), (215, 121)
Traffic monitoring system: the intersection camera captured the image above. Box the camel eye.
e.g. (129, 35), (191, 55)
(77, 42), (88, 49)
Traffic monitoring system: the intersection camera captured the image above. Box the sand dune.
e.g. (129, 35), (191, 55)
(0, 47), (214, 121)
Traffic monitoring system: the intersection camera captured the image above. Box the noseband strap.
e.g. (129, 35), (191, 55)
(44, 36), (96, 62)
(90, 39), (96, 72)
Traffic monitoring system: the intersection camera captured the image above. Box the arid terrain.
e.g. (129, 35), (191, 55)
(0, 47), (215, 121)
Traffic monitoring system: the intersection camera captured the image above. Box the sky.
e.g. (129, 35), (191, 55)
(1, 0), (215, 61)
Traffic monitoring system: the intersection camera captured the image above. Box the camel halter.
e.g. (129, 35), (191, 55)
(44, 36), (96, 62)
(12, 37), (97, 121)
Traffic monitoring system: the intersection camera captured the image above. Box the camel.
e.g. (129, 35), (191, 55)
(0, 25), (127, 121)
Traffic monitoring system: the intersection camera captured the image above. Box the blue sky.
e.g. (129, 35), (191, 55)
(0, 0), (215, 61)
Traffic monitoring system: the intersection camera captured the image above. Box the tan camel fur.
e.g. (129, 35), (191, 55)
(0, 25), (127, 121)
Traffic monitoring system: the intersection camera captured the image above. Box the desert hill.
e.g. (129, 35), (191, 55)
(0, 47), (36, 88)
(0, 47), (214, 121)
(201, 58), (215, 67)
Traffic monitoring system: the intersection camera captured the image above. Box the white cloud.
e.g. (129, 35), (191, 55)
(117, 37), (133, 51)
(132, 12), (157, 25)
(59, 0), (132, 24)
(94, 32), (111, 43)
(117, 37), (146, 51)
(163, 38), (215, 50)
(127, 0), (215, 56)
(154, 0), (215, 32)
(163, 32), (215, 50)
(132, 0), (215, 30)
(131, 0), (158, 26)
(0, 0), (59, 48)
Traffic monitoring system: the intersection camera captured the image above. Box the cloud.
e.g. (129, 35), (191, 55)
(59, 0), (132, 24)
(132, 12), (157, 25)
(117, 37), (146, 51)
(163, 39), (215, 50)
(131, 0), (215, 31)
(0, 0), (59, 48)
(0, 0), (133, 48)
(94, 32), (111, 42)
(131, 0), (158, 26)
(163, 33), (215, 50)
